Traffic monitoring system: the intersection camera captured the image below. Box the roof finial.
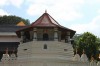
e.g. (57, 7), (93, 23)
(12, 48), (15, 53)
(45, 9), (47, 13)
(83, 49), (85, 54)
(5, 48), (8, 54)
(91, 55), (94, 62)
(76, 49), (77, 54)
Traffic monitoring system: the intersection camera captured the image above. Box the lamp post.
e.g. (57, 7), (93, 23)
(97, 54), (100, 66)
(99, 48), (100, 61)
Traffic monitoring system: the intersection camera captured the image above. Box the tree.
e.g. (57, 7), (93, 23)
(72, 34), (82, 48)
(73, 32), (100, 61)
(0, 15), (30, 25)
(95, 38), (100, 61)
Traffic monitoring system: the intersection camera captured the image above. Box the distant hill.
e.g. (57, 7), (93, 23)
(0, 15), (30, 25)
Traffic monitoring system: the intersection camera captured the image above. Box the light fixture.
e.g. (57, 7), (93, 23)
(99, 54), (100, 59)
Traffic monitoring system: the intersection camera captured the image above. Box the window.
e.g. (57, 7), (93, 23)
(44, 44), (47, 49)
(64, 49), (67, 51)
(23, 49), (27, 51)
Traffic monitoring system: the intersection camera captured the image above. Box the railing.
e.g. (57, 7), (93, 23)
(22, 38), (72, 44)
(37, 38), (54, 41)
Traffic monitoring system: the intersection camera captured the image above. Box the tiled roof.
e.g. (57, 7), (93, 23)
(0, 25), (26, 32)
(31, 12), (76, 32)
(16, 21), (26, 26)
(16, 12), (76, 38)
(31, 12), (60, 27)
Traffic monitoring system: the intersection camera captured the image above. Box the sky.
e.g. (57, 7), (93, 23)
(0, 0), (100, 37)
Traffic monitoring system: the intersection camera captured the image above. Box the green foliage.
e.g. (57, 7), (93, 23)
(0, 15), (30, 25)
(73, 34), (82, 49)
(73, 32), (100, 60)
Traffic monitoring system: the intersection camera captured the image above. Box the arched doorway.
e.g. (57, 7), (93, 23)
(43, 33), (49, 41)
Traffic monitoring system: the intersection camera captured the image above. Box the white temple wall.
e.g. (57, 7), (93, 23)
(0, 55), (98, 66)
(37, 28), (54, 40)
(0, 36), (20, 42)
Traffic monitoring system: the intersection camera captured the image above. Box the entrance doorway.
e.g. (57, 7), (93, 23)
(43, 33), (49, 41)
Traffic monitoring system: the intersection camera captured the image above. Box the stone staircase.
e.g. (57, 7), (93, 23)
(18, 41), (74, 61)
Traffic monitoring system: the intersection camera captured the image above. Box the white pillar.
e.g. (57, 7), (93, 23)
(67, 31), (71, 43)
(33, 28), (37, 41)
(54, 28), (58, 41)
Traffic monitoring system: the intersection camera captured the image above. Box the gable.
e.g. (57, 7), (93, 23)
(17, 21), (26, 26)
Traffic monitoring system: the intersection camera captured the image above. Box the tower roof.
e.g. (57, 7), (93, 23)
(16, 21), (26, 26)
(16, 11), (76, 38)
(31, 12), (60, 27)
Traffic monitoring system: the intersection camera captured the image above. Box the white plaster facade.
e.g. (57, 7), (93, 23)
(0, 32), (20, 42)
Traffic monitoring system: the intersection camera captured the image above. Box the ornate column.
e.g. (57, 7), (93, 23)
(20, 31), (24, 43)
(67, 31), (71, 43)
(54, 28), (58, 41)
(33, 28), (37, 41)
(30, 31), (33, 40)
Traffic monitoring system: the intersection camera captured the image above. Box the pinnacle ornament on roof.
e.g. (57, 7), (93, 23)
(72, 49), (81, 61)
(45, 9), (47, 13)
(5, 48), (8, 54)
(76, 49), (77, 54)
(12, 48), (15, 54)
(91, 55), (94, 62)
(80, 49), (88, 62)
(83, 49), (85, 54)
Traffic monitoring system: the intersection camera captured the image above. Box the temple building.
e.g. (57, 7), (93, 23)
(0, 22), (26, 60)
(0, 11), (99, 66)
(16, 11), (75, 43)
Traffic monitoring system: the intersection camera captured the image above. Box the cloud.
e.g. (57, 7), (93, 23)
(9, 0), (24, 8)
(0, 0), (24, 8)
(70, 15), (100, 37)
(0, 9), (10, 16)
(27, 0), (84, 21)
(96, 0), (100, 2)
(0, 0), (8, 7)
(97, 9), (100, 14)
(86, 0), (100, 5)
